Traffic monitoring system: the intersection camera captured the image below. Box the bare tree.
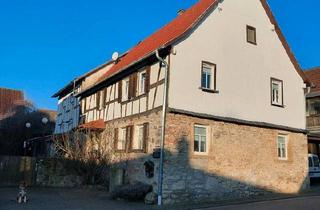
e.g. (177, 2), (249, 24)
(52, 129), (112, 185)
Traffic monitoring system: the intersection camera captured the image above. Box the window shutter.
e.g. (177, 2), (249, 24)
(145, 66), (151, 93)
(118, 81), (122, 103)
(132, 73), (138, 98)
(102, 88), (107, 108)
(128, 76), (133, 99)
(114, 128), (118, 150)
(126, 125), (133, 152)
(96, 91), (101, 109)
(143, 123), (149, 153)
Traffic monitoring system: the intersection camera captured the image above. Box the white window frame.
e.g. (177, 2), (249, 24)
(277, 134), (288, 160)
(122, 77), (130, 101)
(138, 70), (146, 95)
(194, 124), (209, 155)
(201, 62), (216, 91)
(132, 125), (144, 150)
(271, 78), (283, 107)
(117, 128), (127, 151)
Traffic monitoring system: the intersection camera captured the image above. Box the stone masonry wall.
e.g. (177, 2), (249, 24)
(162, 112), (309, 204)
(103, 109), (308, 204)
(102, 108), (162, 192)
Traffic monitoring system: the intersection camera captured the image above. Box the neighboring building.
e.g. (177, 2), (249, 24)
(54, 0), (310, 204)
(0, 87), (24, 121)
(52, 59), (116, 134)
(305, 67), (320, 156)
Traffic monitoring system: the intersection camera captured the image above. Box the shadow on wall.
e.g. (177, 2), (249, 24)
(0, 102), (56, 156)
(105, 136), (309, 205)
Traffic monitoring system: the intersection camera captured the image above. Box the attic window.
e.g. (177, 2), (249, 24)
(247, 25), (257, 45)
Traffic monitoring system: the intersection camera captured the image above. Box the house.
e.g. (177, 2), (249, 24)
(54, 0), (310, 204)
(305, 67), (320, 156)
(52, 59), (115, 133)
(0, 87), (24, 121)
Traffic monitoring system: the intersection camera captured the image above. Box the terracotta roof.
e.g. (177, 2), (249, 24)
(78, 119), (106, 130)
(305, 67), (320, 92)
(96, 0), (218, 83)
(80, 0), (309, 96)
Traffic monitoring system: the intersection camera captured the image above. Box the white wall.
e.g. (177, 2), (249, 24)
(169, 0), (306, 129)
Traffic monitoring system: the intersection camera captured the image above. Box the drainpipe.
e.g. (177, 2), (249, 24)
(155, 49), (169, 206)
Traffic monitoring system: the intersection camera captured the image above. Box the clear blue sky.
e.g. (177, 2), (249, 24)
(0, 0), (319, 110)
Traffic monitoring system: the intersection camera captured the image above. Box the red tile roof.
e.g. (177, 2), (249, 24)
(305, 67), (320, 92)
(84, 0), (309, 93)
(78, 119), (105, 130)
(96, 0), (218, 83)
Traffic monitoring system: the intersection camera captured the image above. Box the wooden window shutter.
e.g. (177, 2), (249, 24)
(145, 66), (151, 93)
(143, 123), (149, 153)
(126, 125), (133, 151)
(102, 88), (107, 108)
(96, 91), (101, 109)
(114, 128), (118, 150)
(132, 73), (138, 98)
(118, 81), (122, 103)
(84, 97), (87, 112)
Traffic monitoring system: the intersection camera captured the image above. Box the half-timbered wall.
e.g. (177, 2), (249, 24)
(81, 60), (166, 123)
(54, 94), (80, 134)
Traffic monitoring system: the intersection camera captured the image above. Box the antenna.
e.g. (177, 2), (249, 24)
(112, 52), (119, 61)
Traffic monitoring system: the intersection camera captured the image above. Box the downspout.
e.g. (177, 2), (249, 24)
(155, 49), (169, 206)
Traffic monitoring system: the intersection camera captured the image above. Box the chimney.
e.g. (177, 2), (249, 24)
(177, 9), (186, 16)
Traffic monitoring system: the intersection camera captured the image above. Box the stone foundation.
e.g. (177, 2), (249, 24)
(104, 110), (309, 204)
(162, 112), (309, 204)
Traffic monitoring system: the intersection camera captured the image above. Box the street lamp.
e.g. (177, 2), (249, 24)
(41, 117), (48, 125)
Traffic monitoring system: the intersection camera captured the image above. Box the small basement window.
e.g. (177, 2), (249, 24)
(247, 25), (257, 45)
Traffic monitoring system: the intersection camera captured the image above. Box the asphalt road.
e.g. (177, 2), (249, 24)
(1, 187), (320, 210)
(198, 196), (320, 210)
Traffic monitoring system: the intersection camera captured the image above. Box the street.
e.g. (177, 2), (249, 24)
(1, 187), (320, 210)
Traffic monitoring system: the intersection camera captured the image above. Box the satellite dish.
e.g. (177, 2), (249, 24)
(112, 52), (119, 61)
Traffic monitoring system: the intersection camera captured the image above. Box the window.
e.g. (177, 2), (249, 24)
(201, 62), (216, 91)
(117, 128), (127, 151)
(122, 77), (130, 101)
(277, 135), (288, 160)
(271, 78), (284, 107)
(247, 25), (256, 45)
(138, 70), (146, 95)
(313, 156), (320, 167)
(194, 125), (208, 153)
(308, 99), (320, 116)
(132, 125), (144, 151)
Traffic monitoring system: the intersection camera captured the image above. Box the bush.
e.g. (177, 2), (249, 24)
(111, 182), (152, 201)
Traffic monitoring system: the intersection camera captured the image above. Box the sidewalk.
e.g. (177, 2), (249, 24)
(160, 186), (320, 210)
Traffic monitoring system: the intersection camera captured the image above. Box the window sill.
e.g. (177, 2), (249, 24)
(271, 103), (285, 108)
(193, 151), (208, 156)
(199, 87), (219, 94)
(247, 41), (257, 45)
(129, 149), (147, 153)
